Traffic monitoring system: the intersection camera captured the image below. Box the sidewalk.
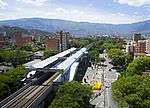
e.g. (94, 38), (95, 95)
(82, 66), (105, 99)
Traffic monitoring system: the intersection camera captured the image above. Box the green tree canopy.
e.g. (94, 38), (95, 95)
(101, 43), (122, 51)
(70, 39), (89, 48)
(112, 75), (150, 108)
(0, 49), (28, 67)
(0, 67), (26, 101)
(49, 81), (92, 108)
(107, 48), (132, 68)
(88, 50), (99, 62)
(42, 50), (60, 60)
(90, 40), (104, 53)
(20, 45), (32, 51)
(97, 57), (106, 62)
(125, 57), (150, 76)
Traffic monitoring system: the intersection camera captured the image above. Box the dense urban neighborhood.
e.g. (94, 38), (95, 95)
(0, 0), (150, 108)
(0, 29), (150, 108)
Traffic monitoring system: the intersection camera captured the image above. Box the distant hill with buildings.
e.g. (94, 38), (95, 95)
(0, 18), (150, 36)
(0, 26), (55, 37)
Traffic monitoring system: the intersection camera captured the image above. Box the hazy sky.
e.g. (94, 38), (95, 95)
(0, 0), (150, 24)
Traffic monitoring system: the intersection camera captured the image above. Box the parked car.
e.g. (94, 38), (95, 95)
(104, 65), (107, 67)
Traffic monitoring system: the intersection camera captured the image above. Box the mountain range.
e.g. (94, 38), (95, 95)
(0, 18), (150, 36)
(0, 26), (54, 37)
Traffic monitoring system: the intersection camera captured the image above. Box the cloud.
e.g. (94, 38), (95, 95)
(71, 10), (84, 14)
(88, 3), (93, 7)
(0, 5), (146, 24)
(55, 7), (69, 14)
(143, 6), (150, 11)
(134, 12), (138, 14)
(117, 12), (125, 16)
(114, 0), (150, 7)
(16, 0), (48, 6)
(44, 7), (143, 24)
(0, 0), (8, 9)
(0, 13), (16, 20)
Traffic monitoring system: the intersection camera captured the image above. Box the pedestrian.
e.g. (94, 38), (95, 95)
(99, 92), (101, 96)
(84, 78), (87, 83)
(87, 75), (89, 79)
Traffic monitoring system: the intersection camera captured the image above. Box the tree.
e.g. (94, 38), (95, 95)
(49, 81), (92, 108)
(107, 48), (132, 68)
(20, 45), (32, 51)
(125, 57), (150, 76)
(42, 50), (60, 60)
(32, 47), (39, 52)
(0, 83), (11, 101)
(90, 40), (104, 53)
(0, 49), (28, 67)
(8, 67), (26, 92)
(79, 40), (90, 47)
(88, 50), (99, 62)
(8, 66), (26, 80)
(97, 57), (105, 62)
(101, 43), (122, 51)
(0, 49), (13, 64)
(0, 67), (26, 101)
(11, 50), (28, 67)
(70, 39), (90, 48)
(112, 75), (150, 108)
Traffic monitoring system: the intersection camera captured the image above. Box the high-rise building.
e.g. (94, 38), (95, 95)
(133, 33), (141, 44)
(14, 32), (32, 47)
(46, 38), (59, 51)
(56, 31), (62, 50)
(32, 36), (46, 43)
(115, 37), (123, 43)
(135, 40), (146, 53)
(126, 44), (134, 54)
(0, 35), (5, 48)
(14, 32), (23, 47)
(23, 37), (32, 45)
(147, 36), (150, 53)
(56, 31), (69, 51)
(62, 32), (69, 50)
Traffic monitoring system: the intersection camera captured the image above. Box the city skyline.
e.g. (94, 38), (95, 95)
(0, 0), (150, 24)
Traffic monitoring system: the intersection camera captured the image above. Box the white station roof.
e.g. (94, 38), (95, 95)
(31, 47), (76, 68)
(23, 59), (41, 68)
(69, 62), (79, 81)
(53, 48), (87, 82)
(56, 48), (86, 72)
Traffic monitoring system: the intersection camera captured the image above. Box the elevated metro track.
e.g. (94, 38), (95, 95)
(1, 72), (60, 108)
(0, 46), (90, 108)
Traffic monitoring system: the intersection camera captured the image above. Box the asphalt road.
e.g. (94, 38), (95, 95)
(90, 53), (119, 108)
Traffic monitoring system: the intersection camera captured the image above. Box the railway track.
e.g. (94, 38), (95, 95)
(1, 72), (60, 108)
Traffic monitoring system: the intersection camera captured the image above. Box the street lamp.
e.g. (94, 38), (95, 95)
(94, 53), (96, 79)
(103, 52), (106, 108)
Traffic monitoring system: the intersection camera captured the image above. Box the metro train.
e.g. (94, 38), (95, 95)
(23, 60), (62, 85)
(23, 70), (55, 85)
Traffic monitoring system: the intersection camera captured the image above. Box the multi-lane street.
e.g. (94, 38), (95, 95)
(89, 53), (119, 108)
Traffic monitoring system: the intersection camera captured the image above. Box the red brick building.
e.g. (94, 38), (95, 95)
(133, 33), (141, 44)
(115, 37), (123, 43)
(0, 36), (5, 48)
(14, 32), (23, 47)
(14, 32), (32, 47)
(46, 38), (59, 51)
(56, 31), (69, 51)
(135, 40), (146, 53)
(147, 36), (150, 53)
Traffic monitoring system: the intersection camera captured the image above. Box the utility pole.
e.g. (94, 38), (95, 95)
(103, 66), (105, 108)
(103, 52), (105, 108)
(94, 54), (96, 79)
